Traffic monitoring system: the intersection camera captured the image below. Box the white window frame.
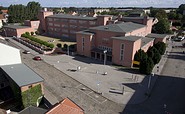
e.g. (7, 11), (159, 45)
(120, 43), (124, 60)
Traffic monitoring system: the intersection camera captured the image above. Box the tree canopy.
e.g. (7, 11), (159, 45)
(8, 1), (41, 23)
(152, 18), (171, 34)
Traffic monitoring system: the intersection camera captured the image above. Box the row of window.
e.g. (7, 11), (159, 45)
(5, 28), (16, 32)
(98, 46), (112, 52)
(47, 18), (96, 25)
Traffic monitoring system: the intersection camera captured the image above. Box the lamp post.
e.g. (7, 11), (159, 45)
(67, 44), (70, 55)
(3, 28), (7, 37)
(148, 73), (154, 89)
(103, 50), (107, 65)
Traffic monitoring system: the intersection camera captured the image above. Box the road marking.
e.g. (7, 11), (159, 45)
(75, 84), (82, 88)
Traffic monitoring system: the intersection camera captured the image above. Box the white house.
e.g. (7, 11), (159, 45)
(0, 43), (22, 66)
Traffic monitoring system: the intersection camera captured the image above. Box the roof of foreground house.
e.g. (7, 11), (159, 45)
(46, 98), (84, 114)
(19, 106), (47, 114)
(0, 63), (44, 87)
(90, 22), (145, 33)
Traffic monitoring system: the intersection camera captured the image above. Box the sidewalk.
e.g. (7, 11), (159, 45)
(129, 40), (173, 104)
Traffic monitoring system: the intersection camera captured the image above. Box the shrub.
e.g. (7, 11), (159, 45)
(63, 44), (68, 49)
(35, 31), (39, 35)
(56, 43), (62, 48)
(31, 32), (34, 36)
(25, 32), (30, 36)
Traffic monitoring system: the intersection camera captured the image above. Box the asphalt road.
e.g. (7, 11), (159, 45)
(122, 41), (185, 114)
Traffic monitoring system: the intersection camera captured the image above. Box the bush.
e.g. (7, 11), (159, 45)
(57, 43), (62, 48)
(21, 32), (54, 49)
(35, 31), (39, 35)
(25, 32), (30, 36)
(31, 32), (34, 36)
(63, 44), (68, 49)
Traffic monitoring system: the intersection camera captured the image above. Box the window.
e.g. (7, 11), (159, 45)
(89, 21), (96, 25)
(79, 20), (87, 24)
(47, 18), (53, 21)
(54, 18), (60, 22)
(120, 44), (124, 60)
(82, 37), (85, 51)
(70, 25), (77, 29)
(62, 29), (68, 33)
(54, 24), (60, 27)
(62, 24), (68, 28)
(69, 20), (77, 23)
(48, 23), (53, 26)
(70, 30), (76, 34)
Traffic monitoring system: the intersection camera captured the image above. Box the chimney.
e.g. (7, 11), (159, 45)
(44, 8), (47, 12)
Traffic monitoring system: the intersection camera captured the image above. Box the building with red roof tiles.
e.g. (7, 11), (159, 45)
(46, 98), (84, 114)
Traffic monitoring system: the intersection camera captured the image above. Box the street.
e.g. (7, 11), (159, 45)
(122, 40), (185, 114)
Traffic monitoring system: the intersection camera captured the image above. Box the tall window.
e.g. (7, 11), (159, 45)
(82, 37), (85, 51)
(120, 44), (124, 60)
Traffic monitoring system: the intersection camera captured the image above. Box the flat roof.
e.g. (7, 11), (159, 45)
(47, 14), (97, 20)
(1, 63), (44, 87)
(76, 30), (95, 35)
(146, 33), (169, 39)
(90, 22), (145, 33)
(141, 37), (154, 47)
(19, 106), (47, 114)
(3, 25), (31, 29)
(112, 36), (141, 41)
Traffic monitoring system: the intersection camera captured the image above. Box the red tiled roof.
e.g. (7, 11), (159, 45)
(1, 10), (8, 13)
(0, 14), (5, 19)
(46, 98), (84, 114)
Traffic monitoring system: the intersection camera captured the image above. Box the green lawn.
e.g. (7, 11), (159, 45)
(35, 35), (76, 48)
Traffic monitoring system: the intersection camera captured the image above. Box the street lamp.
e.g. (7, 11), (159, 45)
(148, 73), (154, 89)
(67, 44), (70, 55)
(103, 50), (107, 65)
(3, 28), (7, 37)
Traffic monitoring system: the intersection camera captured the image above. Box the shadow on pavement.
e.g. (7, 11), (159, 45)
(120, 74), (185, 114)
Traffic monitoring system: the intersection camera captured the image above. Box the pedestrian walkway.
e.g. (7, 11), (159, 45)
(131, 40), (173, 103)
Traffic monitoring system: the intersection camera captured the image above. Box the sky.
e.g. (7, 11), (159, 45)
(0, 0), (184, 8)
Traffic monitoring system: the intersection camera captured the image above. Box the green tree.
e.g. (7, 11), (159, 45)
(168, 12), (176, 20)
(153, 42), (166, 55)
(177, 4), (185, 15)
(147, 46), (161, 64)
(150, 8), (167, 20)
(153, 19), (171, 34)
(8, 1), (41, 23)
(139, 57), (154, 75)
(134, 49), (148, 62)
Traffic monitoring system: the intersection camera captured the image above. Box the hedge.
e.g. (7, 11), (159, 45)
(21, 33), (54, 48)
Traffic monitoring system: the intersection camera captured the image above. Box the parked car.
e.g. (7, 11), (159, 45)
(23, 50), (31, 54)
(33, 56), (42, 61)
(174, 36), (184, 41)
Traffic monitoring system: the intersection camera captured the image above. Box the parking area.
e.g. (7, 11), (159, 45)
(41, 54), (145, 104)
